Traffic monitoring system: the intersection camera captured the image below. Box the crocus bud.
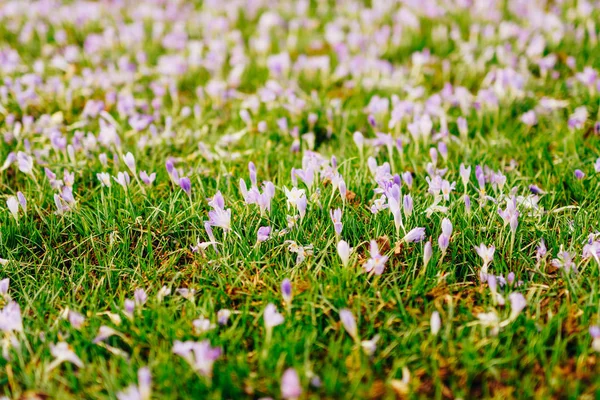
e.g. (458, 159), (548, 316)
(430, 311), (441, 335)
(281, 279), (292, 304)
(124, 152), (136, 174)
(423, 241), (433, 268)
(337, 240), (351, 267)
(339, 308), (358, 340)
(179, 177), (191, 195)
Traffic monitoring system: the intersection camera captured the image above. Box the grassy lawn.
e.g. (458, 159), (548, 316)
(0, 0), (599, 399)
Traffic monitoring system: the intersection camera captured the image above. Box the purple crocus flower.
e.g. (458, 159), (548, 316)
(363, 240), (388, 275)
(330, 208), (343, 235)
(508, 292), (527, 320)
(207, 191), (232, 232)
(574, 169), (585, 179)
(339, 308), (358, 340)
(257, 226), (271, 243)
(140, 171), (156, 185)
(281, 279), (292, 304)
(172, 340), (221, 378)
(403, 227), (426, 243)
(263, 303), (284, 330)
(179, 177), (191, 195)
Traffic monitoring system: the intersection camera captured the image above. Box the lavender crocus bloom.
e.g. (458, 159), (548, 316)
(281, 368), (302, 400)
(134, 288), (147, 306)
(0, 278), (9, 298)
(330, 208), (343, 235)
(459, 164), (471, 189)
(6, 197), (19, 221)
(124, 152), (136, 175)
(140, 171), (156, 185)
(263, 303), (284, 329)
(574, 169), (585, 179)
(257, 226), (271, 243)
(217, 309), (231, 325)
(207, 191), (231, 232)
(281, 279), (292, 304)
(69, 311), (85, 330)
(403, 227), (426, 243)
(16, 192), (26, 213)
(438, 234), (449, 254)
(401, 172), (413, 189)
(423, 241), (433, 268)
(508, 293), (527, 320)
(124, 299), (135, 317)
(0, 301), (23, 332)
(403, 194), (413, 217)
(47, 342), (84, 371)
(172, 340), (221, 378)
(179, 177), (191, 195)
(339, 308), (358, 340)
(364, 240), (388, 275)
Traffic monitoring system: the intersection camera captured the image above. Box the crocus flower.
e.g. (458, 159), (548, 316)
(207, 191), (231, 232)
(172, 340), (221, 378)
(93, 326), (121, 344)
(124, 152), (136, 175)
(361, 334), (380, 356)
(47, 342), (84, 371)
(134, 289), (147, 306)
(281, 368), (302, 400)
(16, 192), (26, 214)
(337, 240), (351, 267)
(264, 303), (284, 330)
(6, 196), (19, 222)
(423, 241), (433, 268)
(508, 292), (527, 321)
(139, 171), (156, 185)
(330, 208), (343, 236)
(257, 226), (271, 243)
(114, 172), (131, 189)
(16, 152), (33, 175)
(474, 244), (495, 274)
(521, 110), (537, 126)
(403, 227), (426, 243)
(551, 249), (577, 273)
(97, 172), (112, 187)
(281, 279), (292, 304)
(0, 301), (23, 332)
(217, 309), (231, 326)
(117, 367), (152, 400)
(0, 278), (9, 299)
(363, 240), (388, 275)
(284, 187), (307, 218)
(69, 311), (85, 330)
(590, 326), (600, 352)
(430, 311), (441, 336)
(574, 169), (585, 179)
(179, 177), (192, 195)
(193, 316), (216, 334)
(339, 308), (358, 340)
(403, 194), (413, 217)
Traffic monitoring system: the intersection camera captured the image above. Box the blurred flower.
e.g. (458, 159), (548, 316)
(281, 368), (302, 400)
(173, 340), (221, 378)
(47, 342), (84, 371)
(339, 308), (358, 340)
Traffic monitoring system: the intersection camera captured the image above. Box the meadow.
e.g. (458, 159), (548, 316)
(0, 0), (600, 398)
